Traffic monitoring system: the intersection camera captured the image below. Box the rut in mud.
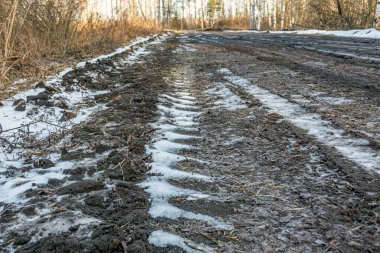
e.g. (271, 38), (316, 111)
(0, 32), (379, 253)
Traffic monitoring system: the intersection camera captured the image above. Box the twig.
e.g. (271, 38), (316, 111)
(111, 158), (127, 181)
(121, 241), (128, 253)
(41, 208), (68, 217)
(184, 241), (209, 252)
(0, 120), (39, 133)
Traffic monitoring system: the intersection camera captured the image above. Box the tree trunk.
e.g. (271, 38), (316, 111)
(273, 0), (278, 30)
(376, 0), (380, 30)
(157, 0), (161, 24)
(201, 0), (205, 29)
(194, 0), (198, 29)
(280, 0), (286, 30)
(267, 0), (272, 29)
(250, 0), (255, 30)
(255, 0), (262, 30)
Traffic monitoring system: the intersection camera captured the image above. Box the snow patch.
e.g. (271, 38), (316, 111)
(1, 210), (100, 247)
(223, 136), (245, 146)
(272, 28), (380, 39)
(174, 44), (197, 53)
(224, 28), (380, 39)
(0, 150), (111, 204)
(141, 72), (233, 244)
(160, 94), (197, 105)
(207, 81), (247, 110)
(217, 68), (233, 75)
(149, 230), (215, 253)
(317, 96), (353, 105)
(76, 33), (169, 68)
(295, 46), (380, 62)
(290, 94), (312, 105)
(0, 33), (170, 171)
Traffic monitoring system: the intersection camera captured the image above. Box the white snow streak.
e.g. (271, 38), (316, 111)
(273, 28), (380, 39)
(173, 44), (197, 53)
(0, 34), (170, 168)
(220, 69), (380, 174)
(1, 34), (170, 139)
(206, 82), (247, 110)
(295, 46), (380, 62)
(142, 71), (233, 250)
(141, 87), (231, 228)
(0, 33), (170, 213)
(0, 150), (111, 204)
(225, 28), (380, 39)
(312, 95), (353, 106)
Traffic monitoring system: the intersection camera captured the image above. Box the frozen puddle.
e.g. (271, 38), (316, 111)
(141, 70), (232, 252)
(220, 68), (380, 174)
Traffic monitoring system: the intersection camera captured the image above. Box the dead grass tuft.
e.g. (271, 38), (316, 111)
(0, 0), (161, 97)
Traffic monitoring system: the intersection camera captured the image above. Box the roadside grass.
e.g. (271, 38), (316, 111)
(0, 0), (161, 100)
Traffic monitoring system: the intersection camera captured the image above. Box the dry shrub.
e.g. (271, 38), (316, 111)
(308, 0), (377, 30)
(70, 16), (160, 58)
(216, 17), (250, 30)
(0, 0), (160, 89)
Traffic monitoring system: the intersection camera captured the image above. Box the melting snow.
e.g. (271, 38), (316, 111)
(149, 230), (215, 253)
(217, 68), (233, 75)
(0, 88), (108, 140)
(141, 75), (233, 249)
(295, 46), (380, 62)
(272, 28), (380, 39)
(290, 94), (312, 105)
(0, 209), (101, 249)
(221, 69), (380, 173)
(0, 33), (170, 167)
(0, 33), (171, 226)
(75, 34), (168, 68)
(141, 92), (231, 227)
(224, 28), (380, 39)
(173, 44), (197, 53)
(206, 82), (247, 110)
(0, 150), (111, 204)
(311, 94), (353, 105)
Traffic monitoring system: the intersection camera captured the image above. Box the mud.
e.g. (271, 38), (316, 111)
(1, 32), (379, 252)
(0, 36), (177, 253)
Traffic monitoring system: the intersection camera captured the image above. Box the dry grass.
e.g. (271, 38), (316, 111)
(216, 17), (250, 30)
(0, 0), (160, 98)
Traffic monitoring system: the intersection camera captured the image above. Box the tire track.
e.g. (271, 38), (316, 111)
(141, 66), (233, 252)
(219, 68), (380, 174)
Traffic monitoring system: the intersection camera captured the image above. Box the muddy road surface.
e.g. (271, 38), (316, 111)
(1, 32), (379, 253)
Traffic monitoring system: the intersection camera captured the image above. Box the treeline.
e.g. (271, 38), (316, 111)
(153, 0), (378, 30)
(80, 0), (379, 30)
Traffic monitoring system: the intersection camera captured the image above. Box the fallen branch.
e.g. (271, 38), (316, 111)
(41, 208), (68, 217)
(121, 241), (128, 253)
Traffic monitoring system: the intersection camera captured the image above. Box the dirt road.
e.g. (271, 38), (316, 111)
(1, 32), (379, 253)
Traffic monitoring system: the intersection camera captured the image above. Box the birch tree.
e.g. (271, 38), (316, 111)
(376, 0), (380, 30)
(82, 0), (378, 30)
